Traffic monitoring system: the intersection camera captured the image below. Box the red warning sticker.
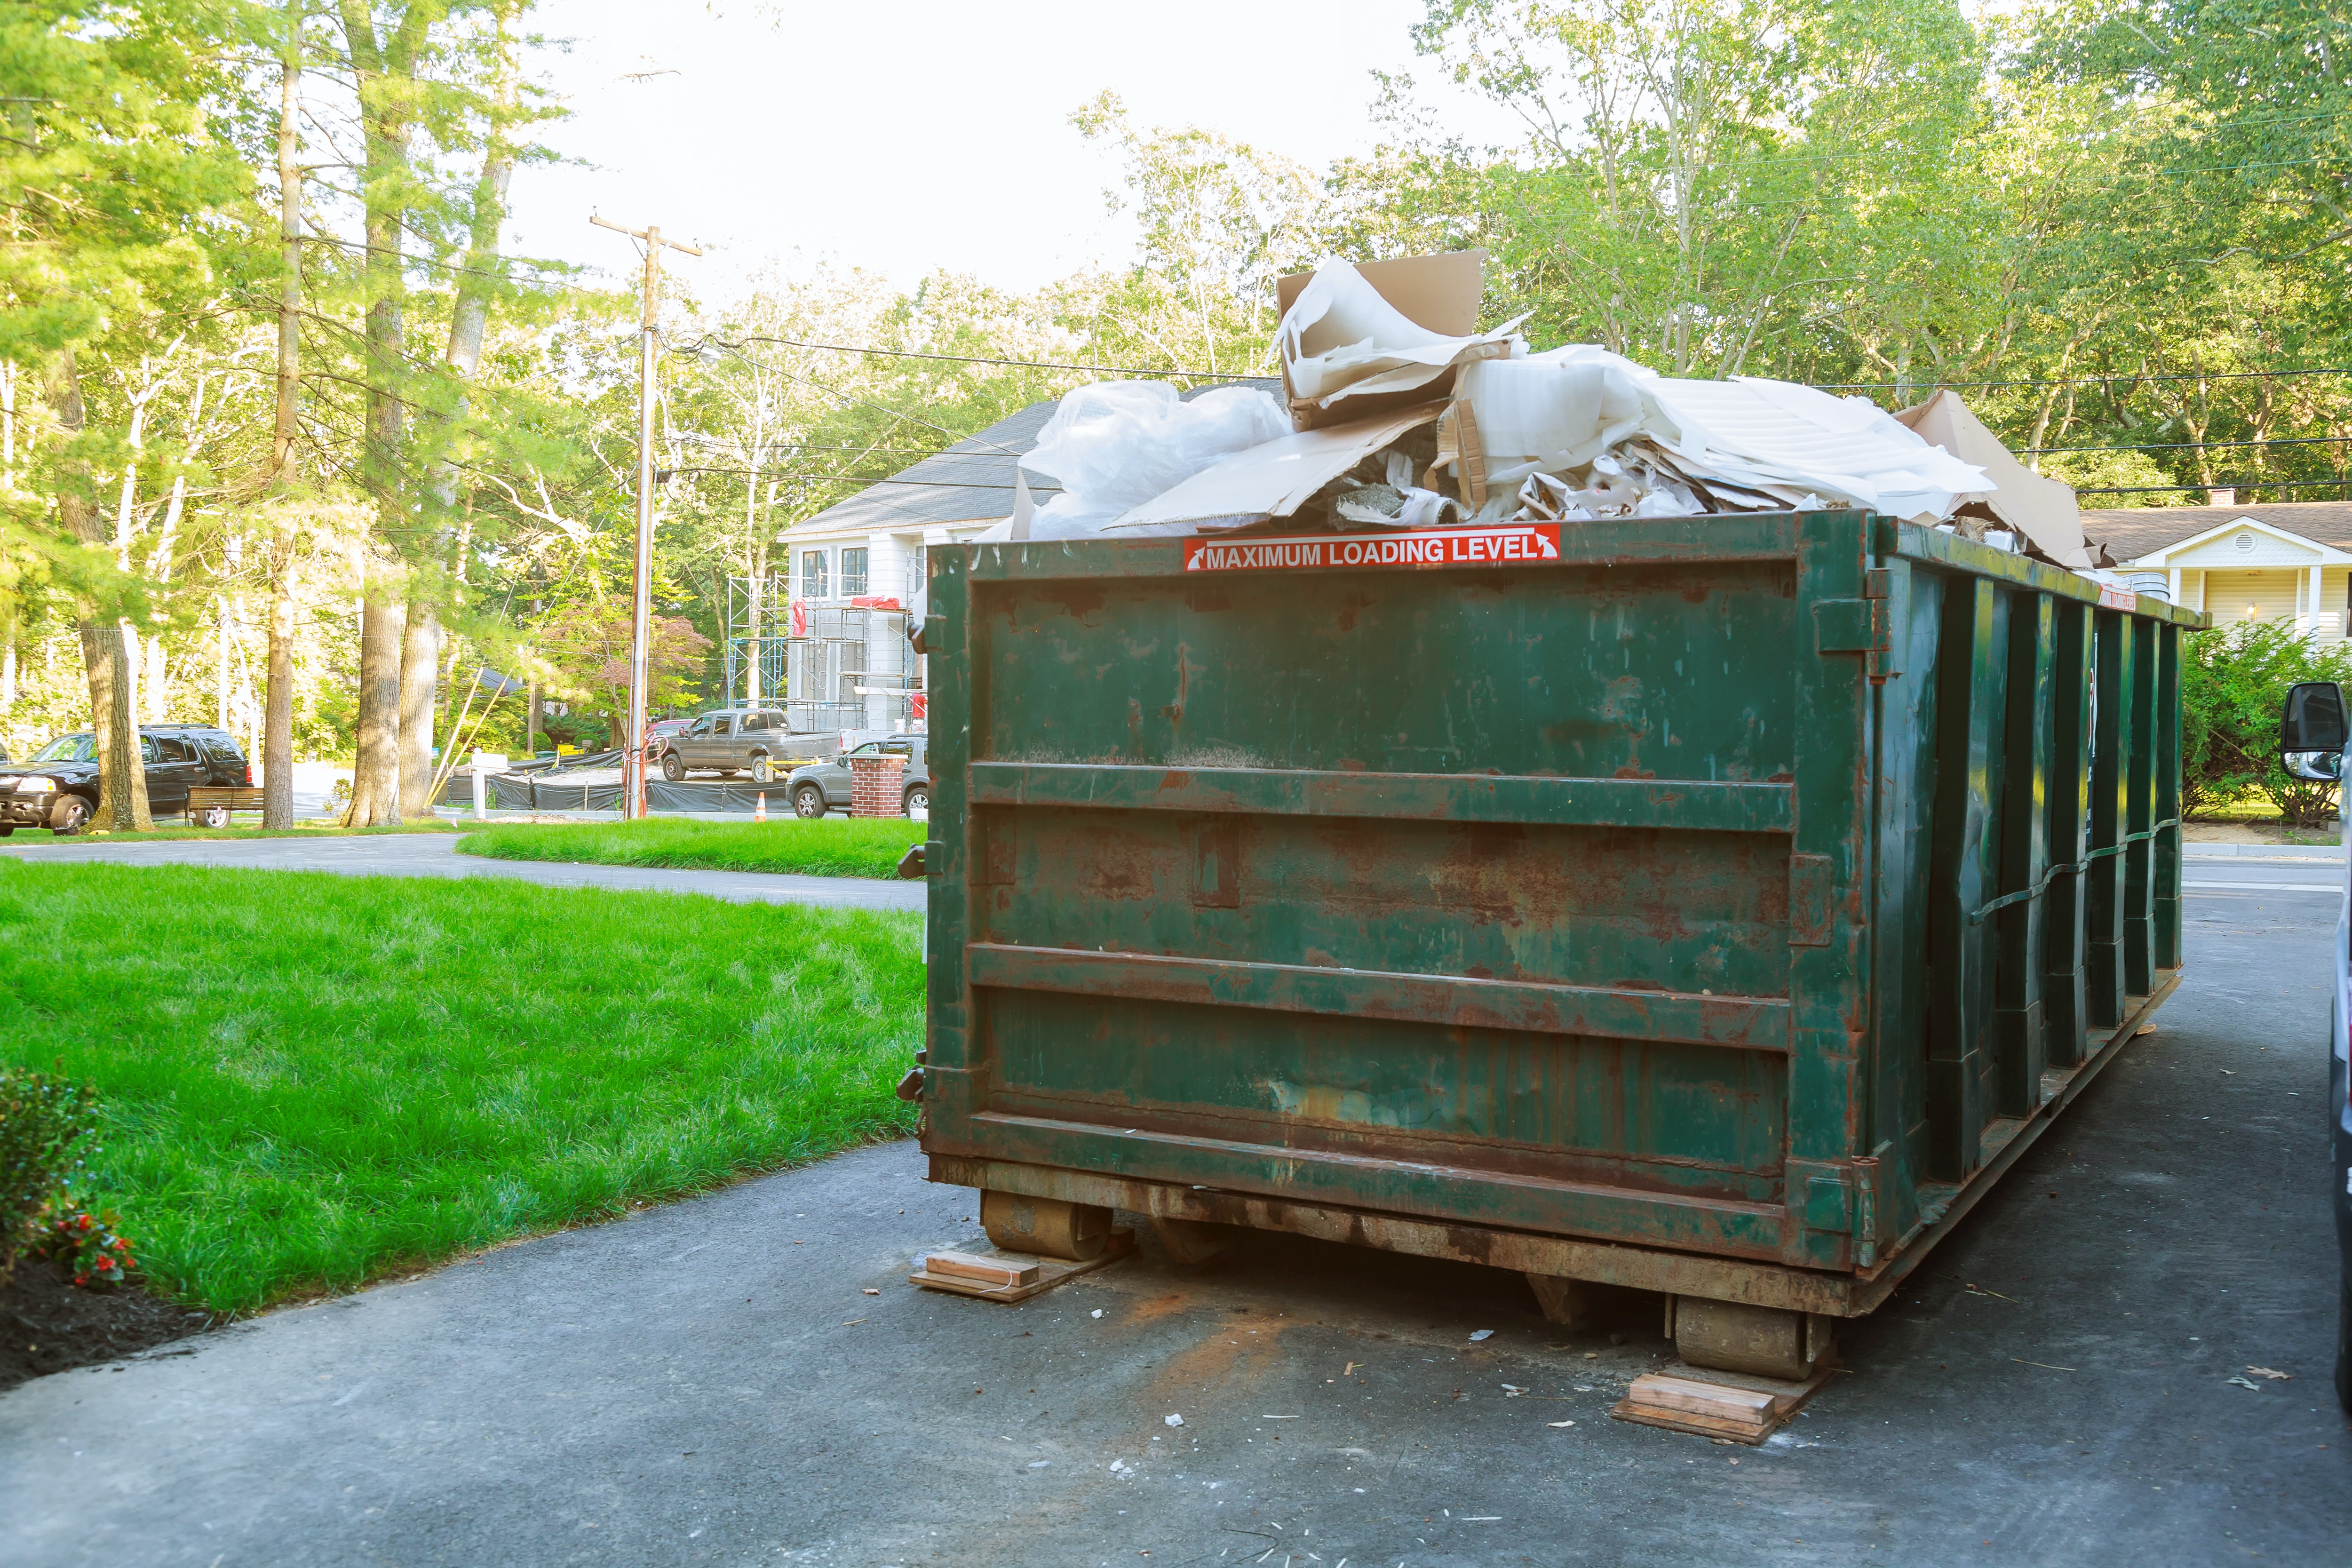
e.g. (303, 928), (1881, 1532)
(1182, 523), (1563, 573)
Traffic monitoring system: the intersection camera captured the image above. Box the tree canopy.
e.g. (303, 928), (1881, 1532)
(3, 0), (2345, 778)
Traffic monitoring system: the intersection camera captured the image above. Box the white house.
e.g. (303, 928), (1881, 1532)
(776, 400), (1065, 733)
(2085, 494), (2352, 638)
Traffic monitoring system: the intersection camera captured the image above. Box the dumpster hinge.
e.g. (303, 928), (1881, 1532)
(1813, 592), (1900, 683)
(1788, 1147), (1891, 1268)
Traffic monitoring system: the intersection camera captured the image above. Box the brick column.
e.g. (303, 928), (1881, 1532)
(849, 754), (905, 818)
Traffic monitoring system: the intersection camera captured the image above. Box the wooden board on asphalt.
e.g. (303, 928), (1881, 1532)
(908, 1231), (1134, 1304)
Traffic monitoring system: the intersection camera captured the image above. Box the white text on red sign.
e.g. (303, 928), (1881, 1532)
(1183, 525), (1564, 573)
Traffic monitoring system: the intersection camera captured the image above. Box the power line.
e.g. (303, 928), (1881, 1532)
(713, 330), (2352, 398)
(665, 463), (1053, 491)
(1820, 366), (2352, 392)
(2076, 479), (2352, 495)
(712, 333), (1275, 384)
(2029, 434), (2352, 454)
(699, 340), (1034, 460)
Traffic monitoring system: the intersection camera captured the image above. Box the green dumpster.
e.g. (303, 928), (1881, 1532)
(914, 508), (2200, 1376)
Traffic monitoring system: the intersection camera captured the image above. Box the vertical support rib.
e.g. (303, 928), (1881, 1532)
(2087, 609), (2131, 1027)
(2124, 618), (2158, 996)
(1926, 575), (2001, 1181)
(926, 547), (976, 1136)
(2152, 621), (2183, 972)
(1995, 593), (2054, 1114)
(1785, 512), (1877, 1269)
(2043, 597), (2094, 1067)
(1871, 558), (1936, 1245)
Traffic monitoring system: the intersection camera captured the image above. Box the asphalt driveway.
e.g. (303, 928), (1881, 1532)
(0, 869), (2344, 1567)
(0, 832), (924, 912)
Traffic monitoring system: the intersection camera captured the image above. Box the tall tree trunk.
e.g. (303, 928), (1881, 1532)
(397, 600), (438, 815)
(48, 354), (149, 829)
(263, 0), (305, 827)
(396, 1), (517, 817)
(348, 567), (403, 824)
(339, 0), (428, 826)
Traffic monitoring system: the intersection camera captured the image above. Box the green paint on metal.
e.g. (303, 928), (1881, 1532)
(920, 508), (2196, 1297)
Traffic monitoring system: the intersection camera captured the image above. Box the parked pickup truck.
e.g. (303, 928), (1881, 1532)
(656, 707), (795, 783)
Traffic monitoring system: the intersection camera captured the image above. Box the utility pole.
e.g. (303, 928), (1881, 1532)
(589, 214), (700, 820)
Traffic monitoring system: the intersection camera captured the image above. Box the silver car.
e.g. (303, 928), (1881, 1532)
(785, 736), (928, 818)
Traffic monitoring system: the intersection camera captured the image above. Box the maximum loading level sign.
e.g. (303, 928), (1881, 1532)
(1182, 523), (1563, 574)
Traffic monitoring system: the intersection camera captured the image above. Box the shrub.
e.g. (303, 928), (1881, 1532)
(0, 1067), (98, 1289)
(2180, 619), (2352, 826)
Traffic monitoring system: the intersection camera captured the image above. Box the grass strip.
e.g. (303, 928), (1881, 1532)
(0, 862), (921, 1313)
(454, 816), (925, 878)
(0, 820), (465, 846)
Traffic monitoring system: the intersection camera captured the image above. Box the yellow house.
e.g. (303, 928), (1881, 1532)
(2085, 495), (2352, 638)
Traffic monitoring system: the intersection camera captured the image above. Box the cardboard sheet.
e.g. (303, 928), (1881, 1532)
(1105, 403), (1449, 531)
(1642, 375), (1990, 520)
(1275, 252), (1524, 429)
(1895, 389), (2092, 569)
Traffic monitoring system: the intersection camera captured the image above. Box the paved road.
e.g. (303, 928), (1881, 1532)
(0, 878), (2344, 1567)
(0, 832), (925, 912)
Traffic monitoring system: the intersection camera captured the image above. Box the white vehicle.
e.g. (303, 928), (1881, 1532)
(2277, 679), (2352, 1414)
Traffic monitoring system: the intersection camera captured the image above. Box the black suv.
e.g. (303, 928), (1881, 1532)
(0, 724), (252, 835)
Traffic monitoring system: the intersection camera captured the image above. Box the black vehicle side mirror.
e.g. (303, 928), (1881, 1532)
(2280, 681), (2347, 781)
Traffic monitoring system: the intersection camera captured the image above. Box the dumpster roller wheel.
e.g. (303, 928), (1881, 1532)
(981, 1191), (1114, 1262)
(1669, 1296), (1835, 1380)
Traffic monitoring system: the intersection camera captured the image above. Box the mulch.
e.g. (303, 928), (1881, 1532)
(0, 1258), (214, 1395)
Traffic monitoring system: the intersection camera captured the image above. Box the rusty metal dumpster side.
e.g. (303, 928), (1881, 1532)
(917, 510), (2202, 1317)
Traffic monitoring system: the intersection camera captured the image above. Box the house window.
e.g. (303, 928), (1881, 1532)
(910, 544), (926, 598)
(841, 547), (869, 598)
(802, 549), (829, 599)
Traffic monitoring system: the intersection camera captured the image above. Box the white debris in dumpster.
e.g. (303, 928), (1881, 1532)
(978, 251), (2089, 573)
(1278, 254), (1526, 422)
(977, 380), (1287, 541)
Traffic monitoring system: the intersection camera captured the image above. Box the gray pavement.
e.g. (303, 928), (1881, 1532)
(0, 831), (924, 912)
(0, 881), (2344, 1566)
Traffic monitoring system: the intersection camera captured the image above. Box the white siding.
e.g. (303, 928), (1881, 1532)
(2201, 569), (2304, 628)
(2168, 525), (2324, 569)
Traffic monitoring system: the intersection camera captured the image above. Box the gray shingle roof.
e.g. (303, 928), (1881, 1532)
(2083, 500), (2352, 564)
(786, 380), (1285, 537)
(785, 400), (1062, 536)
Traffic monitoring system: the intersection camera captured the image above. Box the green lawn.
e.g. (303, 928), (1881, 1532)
(454, 816), (926, 878)
(0, 863), (921, 1313)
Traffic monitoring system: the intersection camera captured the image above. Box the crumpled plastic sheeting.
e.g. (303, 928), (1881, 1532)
(987, 381), (1288, 539)
(1280, 260), (1526, 410)
(1452, 345), (1989, 520)
(1460, 352), (1651, 484)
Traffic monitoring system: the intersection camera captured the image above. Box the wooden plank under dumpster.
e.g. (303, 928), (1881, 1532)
(912, 509), (2202, 1357)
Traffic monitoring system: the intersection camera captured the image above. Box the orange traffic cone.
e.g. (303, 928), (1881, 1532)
(755, 791), (768, 822)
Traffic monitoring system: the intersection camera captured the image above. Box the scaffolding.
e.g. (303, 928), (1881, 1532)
(786, 600), (921, 734)
(720, 575), (790, 710)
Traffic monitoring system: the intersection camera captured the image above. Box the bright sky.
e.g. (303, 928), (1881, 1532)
(504, 0), (1530, 300)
